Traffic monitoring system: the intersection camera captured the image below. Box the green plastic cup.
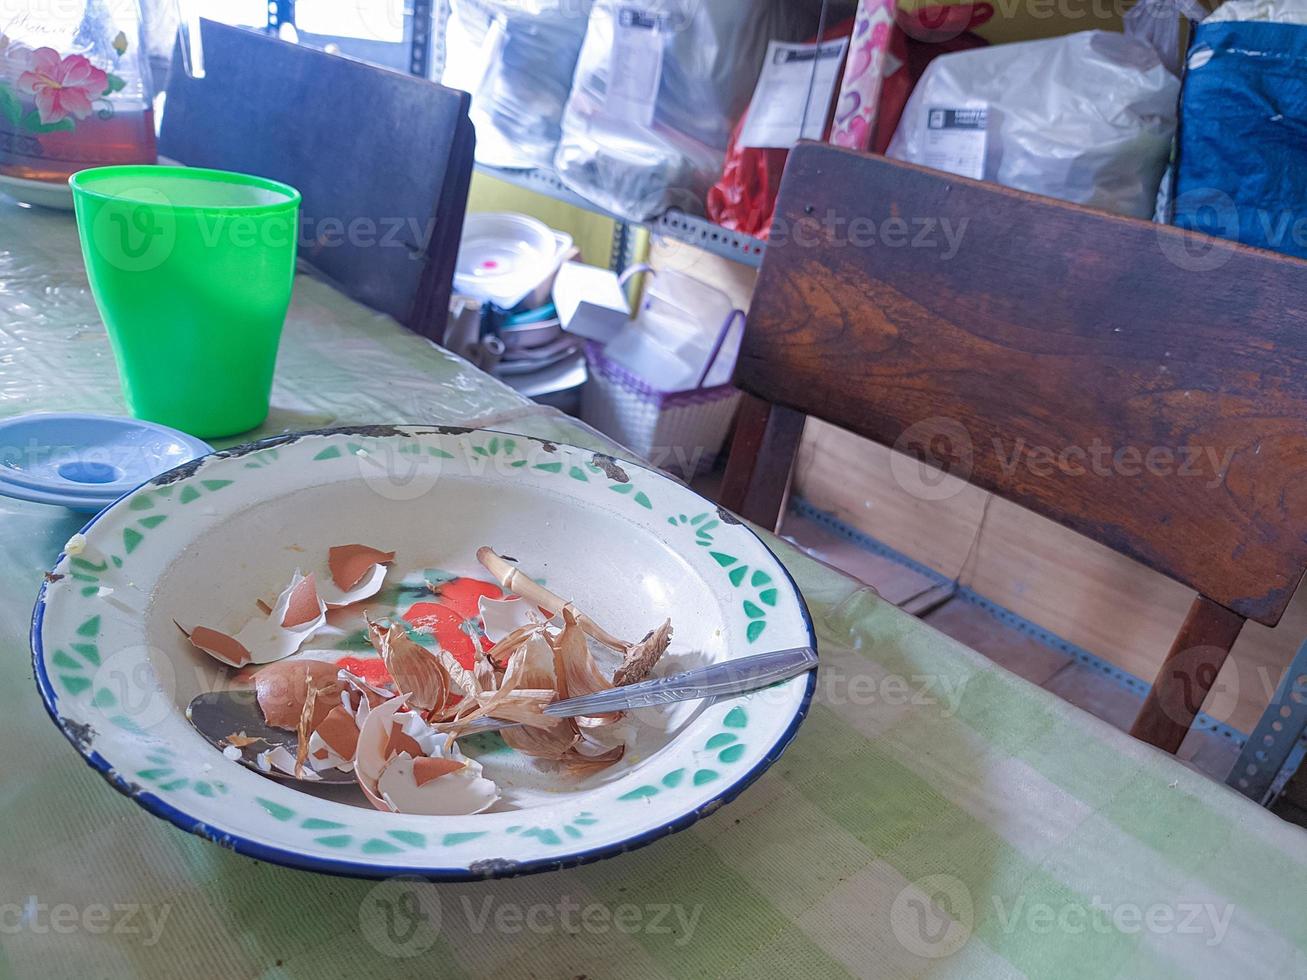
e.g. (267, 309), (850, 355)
(70, 165), (301, 439)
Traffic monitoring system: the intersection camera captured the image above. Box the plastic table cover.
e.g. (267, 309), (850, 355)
(1, 200), (1305, 979)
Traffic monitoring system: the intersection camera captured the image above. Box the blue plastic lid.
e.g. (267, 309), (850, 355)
(0, 478), (115, 513)
(0, 413), (213, 501)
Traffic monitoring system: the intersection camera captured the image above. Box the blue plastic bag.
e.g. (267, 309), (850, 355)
(1174, 21), (1307, 258)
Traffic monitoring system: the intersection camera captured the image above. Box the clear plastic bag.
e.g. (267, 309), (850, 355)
(554, 0), (815, 221)
(887, 31), (1180, 219)
(443, 0), (593, 170)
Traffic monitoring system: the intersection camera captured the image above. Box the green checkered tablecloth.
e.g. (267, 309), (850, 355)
(2, 202), (1304, 979)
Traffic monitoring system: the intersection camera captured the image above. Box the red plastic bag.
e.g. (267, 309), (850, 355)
(707, 4), (992, 239)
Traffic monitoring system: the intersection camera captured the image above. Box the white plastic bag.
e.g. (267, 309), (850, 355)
(443, 0), (593, 169)
(887, 31), (1180, 219)
(554, 0), (815, 221)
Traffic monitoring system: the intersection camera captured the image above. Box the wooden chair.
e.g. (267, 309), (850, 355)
(159, 20), (475, 340)
(721, 143), (1307, 754)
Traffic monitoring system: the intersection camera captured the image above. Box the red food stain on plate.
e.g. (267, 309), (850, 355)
(335, 656), (393, 687)
(403, 601), (483, 668)
(427, 577), (503, 621)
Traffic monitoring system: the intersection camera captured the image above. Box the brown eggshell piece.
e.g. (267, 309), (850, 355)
(383, 719), (425, 760)
(315, 704), (360, 760)
(329, 544), (396, 592)
(254, 660), (343, 730)
(188, 626), (252, 668)
(412, 756), (465, 787)
(281, 572), (323, 629)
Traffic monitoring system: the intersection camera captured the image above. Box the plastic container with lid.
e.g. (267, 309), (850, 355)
(454, 212), (572, 310)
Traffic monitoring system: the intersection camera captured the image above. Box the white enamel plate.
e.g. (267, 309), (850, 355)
(32, 427), (816, 879)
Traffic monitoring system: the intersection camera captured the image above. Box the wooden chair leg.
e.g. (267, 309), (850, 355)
(1130, 595), (1246, 753)
(719, 395), (806, 531)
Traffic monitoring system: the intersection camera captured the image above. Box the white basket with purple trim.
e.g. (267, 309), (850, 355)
(582, 342), (741, 479)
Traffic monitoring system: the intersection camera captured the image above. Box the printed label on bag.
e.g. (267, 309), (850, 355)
(606, 6), (665, 128)
(739, 38), (851, 149)
(922, 106), (988, 180)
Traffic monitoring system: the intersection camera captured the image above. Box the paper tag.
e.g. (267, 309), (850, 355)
(739, 39), (850, 149)
(922, 106), (989, 180)
(606, 6), (665, 128)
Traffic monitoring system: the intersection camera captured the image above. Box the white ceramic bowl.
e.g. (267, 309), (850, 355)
(454, 212), (572, 310)
(32, 427), (816, 879)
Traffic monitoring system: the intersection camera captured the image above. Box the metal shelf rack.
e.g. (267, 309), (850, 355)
(474, 164), (767, 270)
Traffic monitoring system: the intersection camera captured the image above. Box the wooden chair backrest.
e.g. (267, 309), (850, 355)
(730, 143), (1307, 628)
(721, 143), (1307, 752)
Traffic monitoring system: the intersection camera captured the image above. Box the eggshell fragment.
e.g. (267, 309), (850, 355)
(313, 704), (360, 761)
(319, 545), (395, 608)
(354, 695), (410, 809)
(254, 659), (343, 730)
(304, 703), (359, 773)
(337, 668), (392, 732)
(412, 756), (466, 786)
(281, 573), (323, 628)
(329, 544), (396, 591)
(478, 596), (552, 645)
(186, 626), (251, 668)
(376, 752), (497, 815)
(256, 744), (321, 781)
(384, 721), (427, 760)
(354, 695), (499, 814)
(183, 572), (324, 665)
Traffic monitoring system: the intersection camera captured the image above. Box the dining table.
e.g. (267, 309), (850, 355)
(2, 196), (1305, 980)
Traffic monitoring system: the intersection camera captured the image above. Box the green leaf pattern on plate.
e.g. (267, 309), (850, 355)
(618, 707), (749, 801)
(669, 514), (773, 643)
(250, 794), (598, 852)
(505, 811), (598, 846)
(138, 746), (228, 797)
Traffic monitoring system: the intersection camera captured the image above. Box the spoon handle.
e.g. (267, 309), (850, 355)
(543, 646), (818, 717)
